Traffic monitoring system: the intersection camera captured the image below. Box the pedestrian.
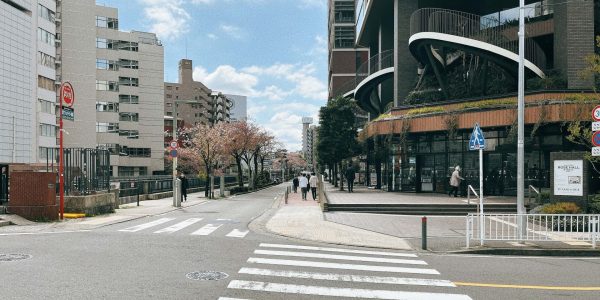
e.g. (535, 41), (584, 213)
(309, 172), (318, 201)
(292, 175), (299, 193)
(299, 174), (309, 200)
(448, 166), (464, 198)
(306, 173), (311, 191)
(179, 173), (188, 202)
(345, 164), (355, 193)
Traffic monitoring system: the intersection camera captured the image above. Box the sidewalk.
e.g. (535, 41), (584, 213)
(0, 191), (211, 233)
(265, 186), (413, 250)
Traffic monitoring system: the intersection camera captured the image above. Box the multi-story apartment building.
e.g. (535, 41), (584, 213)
(164, 59), (233, 145)
(57, 0), (164, 177)
(301, 117), (313, 164)
(335, 0), (599, 196)
(306, 125), (319, 170)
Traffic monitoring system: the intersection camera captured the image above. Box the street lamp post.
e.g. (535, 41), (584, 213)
(517, 0), (526, 238)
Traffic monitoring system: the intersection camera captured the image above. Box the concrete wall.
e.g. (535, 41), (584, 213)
(64, 192), (116, 215)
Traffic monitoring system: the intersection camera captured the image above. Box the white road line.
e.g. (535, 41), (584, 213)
(228, 280), (472, 300)
(226, 229), (249, 238)
(563, 241), (591, 246)
(259, 243), (417, 258)
(247, 258), (440, 275)
(238, 268), (455, 287)
(118, 218), (174, 232)
(217, 298), (251, 300)
(153, 218), (203, 234)
(0, 230), (91, 236)
(254, 250), (427, 265)
(191, 224), (222, 236)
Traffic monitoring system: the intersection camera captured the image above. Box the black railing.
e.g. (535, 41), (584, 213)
(45, 148), (111, 196)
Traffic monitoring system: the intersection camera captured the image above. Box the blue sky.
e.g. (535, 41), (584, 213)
(97, 0), (328, 151)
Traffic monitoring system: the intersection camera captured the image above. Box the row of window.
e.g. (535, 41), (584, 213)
(39, 99), (55, 114)
(96, 78), (139, 91)
(96, 16), (118, 29)
(39, 123), (56, 137)
(38, 75), (56, 91)
(38, 4), (55, 23)
(117, 166), (148, 177)
(38, 28), (55, 46)
(96, 59), (139, 70)
(95, 98), (140, 112)
(334, 26), (355, 48)
(96, 144), (150, 157)
(119, 94), (139, 104)
(95, 123), (140, 139)
(119, 112), (139, 122)
(38, 51), (55, 68)
(96, 38), (138, 52)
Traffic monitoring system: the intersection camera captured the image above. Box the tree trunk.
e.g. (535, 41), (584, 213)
(236, 157), (243, 187)
(328, 164), (332, 182)
(333, 163), (338, 187)
(205, 164), (210, 197)
(254, 155), (259, 189)
(260, 156), (265, 173)
(339, 161), (344, 191)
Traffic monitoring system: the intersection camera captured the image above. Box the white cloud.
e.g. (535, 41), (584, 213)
(140, 0), (190, 40)
(207, 33), (218, 40)
(193, 65), (259, 96)
(220, 24), (244, 39)
(299, 0), (326, 9)
(308, 35), (328, 56)
(243, 63), (327, 100)
(259, 85), (292, 101)
(247, 105), (267, 118)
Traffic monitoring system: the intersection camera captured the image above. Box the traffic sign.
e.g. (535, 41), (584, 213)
(593, 131), (600, 147)
(469, 123), (486, 150)
(593, 147), (600, 157)
(593, 105), (600, 121)
(62, 107), (74, 121)
(170, 141), (178, 149)
(60, 82), (75, 108)
(593, 122), (600, 132)
(170, 149), (177, 157)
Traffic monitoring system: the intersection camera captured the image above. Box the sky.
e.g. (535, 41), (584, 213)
(96, 0), (328, 151)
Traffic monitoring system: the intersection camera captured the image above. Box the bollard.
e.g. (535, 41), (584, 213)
(136, 180), (140, 207)
(422, 216), (427, 250)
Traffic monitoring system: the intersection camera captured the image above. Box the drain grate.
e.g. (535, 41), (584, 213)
(0, 254), (32, 262)
(186, 271), (229, 281)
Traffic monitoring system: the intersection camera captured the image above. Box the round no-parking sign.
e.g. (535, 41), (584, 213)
(593, 131), (600, 147)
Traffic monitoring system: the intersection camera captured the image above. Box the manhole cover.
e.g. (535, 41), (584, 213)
(0, 254), (32, 262)
(186, 271), (229, 281)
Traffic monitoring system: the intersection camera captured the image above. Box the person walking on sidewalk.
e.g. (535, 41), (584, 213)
(299, 174), (309, 200)
(448, 166), (464, 198)
(293, 175), (299, 193)
(179, 173), (189, 202)
(309, 172), (318, 201)
(345, 164), (355, 193)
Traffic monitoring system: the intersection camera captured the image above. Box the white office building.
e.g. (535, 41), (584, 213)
(224, 94), (247, 122)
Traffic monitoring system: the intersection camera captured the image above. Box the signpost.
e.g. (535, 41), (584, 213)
(593, 107), (600, 157)
(593, 105), (600, 122)
(469, 123), (485, 245)
(59, 82), (75, 220)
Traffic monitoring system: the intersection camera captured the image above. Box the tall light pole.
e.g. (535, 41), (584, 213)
(517, 0), (526, 237)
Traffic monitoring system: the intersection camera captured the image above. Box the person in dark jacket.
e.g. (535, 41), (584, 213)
(179, 174), (189, 202)
(292, 175), (299, 193)
(345, 164), (355, 193)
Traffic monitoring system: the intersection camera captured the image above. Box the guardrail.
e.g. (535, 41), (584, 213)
(528, 185), (540, 206)
(466, 184), (479, 206)
(466, 213), (600, 249)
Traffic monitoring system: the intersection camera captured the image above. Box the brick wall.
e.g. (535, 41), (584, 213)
(8, 172), (58, 221)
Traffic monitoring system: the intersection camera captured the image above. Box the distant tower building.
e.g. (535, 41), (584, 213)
(307, 125), (319, 169)
(302, 117), (313, 164)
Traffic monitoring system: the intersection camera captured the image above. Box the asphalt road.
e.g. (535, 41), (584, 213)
(1, 185), (599, 300)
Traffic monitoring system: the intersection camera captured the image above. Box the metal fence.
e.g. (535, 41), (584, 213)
(466, 213), (600, 249)
(45, 148), (111, 196)
(114, 175), (240, 198)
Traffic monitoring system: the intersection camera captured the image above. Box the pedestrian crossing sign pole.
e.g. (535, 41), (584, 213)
(469, 123), (485, 245)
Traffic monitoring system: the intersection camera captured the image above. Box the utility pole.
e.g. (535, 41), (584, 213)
(517, 0), (526, 238)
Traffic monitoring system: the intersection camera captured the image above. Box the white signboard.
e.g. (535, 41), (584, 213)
(593, 147), (600, 157)
(593, 122), (600, 131)
(554, 160), (583, 196)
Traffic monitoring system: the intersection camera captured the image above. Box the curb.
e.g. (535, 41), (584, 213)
(449, 247), (600, 257)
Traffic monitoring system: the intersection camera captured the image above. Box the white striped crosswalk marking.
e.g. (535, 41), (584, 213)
(217, 298), (251, 300)
(253, 249), (428, 265)
(247, 257), (440, 275)
(119, 218), (174, 232)
(228, 280), (472, 300)
(191, 224), (222, 236)
(226, 229), (249, 238)
(238, 268), (456, 287)
(153, 218), (203, 234)
(259, 243), (417, 257)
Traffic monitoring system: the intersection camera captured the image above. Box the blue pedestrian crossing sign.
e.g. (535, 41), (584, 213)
(469, 123), (485, 151)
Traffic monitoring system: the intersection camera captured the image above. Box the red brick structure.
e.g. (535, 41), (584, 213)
(8, 172), (58, 221)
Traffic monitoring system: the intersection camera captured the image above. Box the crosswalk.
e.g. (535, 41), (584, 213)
(218, 243), (472, 300)
(117, 217), (249, 238)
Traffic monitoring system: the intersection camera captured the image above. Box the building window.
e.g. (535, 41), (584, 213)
(96, 16), (118, 29)
(334, 1), (354, 23)
(38, 75), (56, 91)
(39, 99), (55, 114)
(166, 94), (172, 99)
(118, 166), (135, 177)
(138, 167), (148, 176)
(118, 41), (138, 52)
(96, 102), (119, 112)
(119, 130), (139, 139)
(38, 52), (55, 68)
(334, 26), (355, 48)
(96, 122), (119, 133)
(119, 112), (139, 122)
(96, 80), (119, 91)
(120, 147), (151, 158)
(39, 147), (58, 161)
(166, 86), (173, 90)
(119, 77), (139, 87)
(166, 111), (173, 116)
(38, 4), (55, 22)
(97, 144), (120, 155)
(39, 123), (56, 137)
(119, 59), (139, 69)
(119, 95), (139, 104)
(96, 59), (119, 71)
(96, 38), (118, 49)
(38, 28), (55, 46)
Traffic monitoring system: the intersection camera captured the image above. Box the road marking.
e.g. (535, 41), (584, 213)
(563, 241), (591, 246)
(218, 298), (251, 300)
(153, 218), (203, 234)
(119, 218), (174, 232)
(453, 282), (600, 291)
(247, 258), (440, 275)
(226, 229), (249, 238)
(259, 243), (417, 258)
(238, 268), (455, 287)
(0, 230), (91, 236)
(191, 224), (222, 235)
(228, 280), (472, 300)
(254, 249), (427, 265)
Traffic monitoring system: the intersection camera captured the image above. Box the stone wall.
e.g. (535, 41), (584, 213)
(64, 193), (116, 216)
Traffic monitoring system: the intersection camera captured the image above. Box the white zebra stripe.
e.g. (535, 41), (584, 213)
(191, 224), (222, 236)
(254, 249), (427, 265)
(238, 268), (455, 287)
(154, 218), (203, 234)
(227, 280), (472, 300)
(247, 257), (440, 275)
(119, 218), (174, 232)
(259, 243), (417, 257)
(226, 229), (249, 238)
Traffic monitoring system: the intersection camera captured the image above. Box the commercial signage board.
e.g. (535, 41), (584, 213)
(553, 160), (583, 196)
